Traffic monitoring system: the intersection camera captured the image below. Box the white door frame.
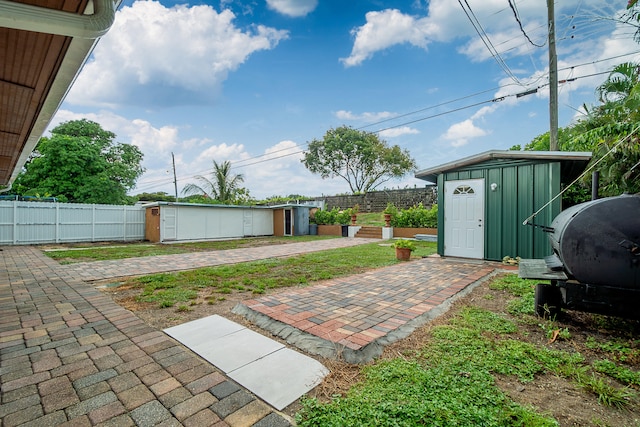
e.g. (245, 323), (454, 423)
(444, 178), (484, 259)
(162, 206), (177, 242)
(283, 208), (293, 236)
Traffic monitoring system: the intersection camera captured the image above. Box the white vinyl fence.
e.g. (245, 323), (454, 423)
(0, 201), (145, 245)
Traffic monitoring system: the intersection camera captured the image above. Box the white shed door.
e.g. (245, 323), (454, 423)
(444, 179), (484, 259)
(162, 207), (177, 241)
(243, 210), (253, 236)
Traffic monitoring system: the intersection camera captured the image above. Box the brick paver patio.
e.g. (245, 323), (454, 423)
(234, 257), (496, 363)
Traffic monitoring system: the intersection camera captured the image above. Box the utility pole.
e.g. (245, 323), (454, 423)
(547, 0), (559, 150)
(171, 152), (178, 202)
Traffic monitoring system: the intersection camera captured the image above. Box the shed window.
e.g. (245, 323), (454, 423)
(453, 185), (474, 195)
(151, 208), (159, 216)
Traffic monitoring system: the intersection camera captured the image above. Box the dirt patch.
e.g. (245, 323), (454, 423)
(101, 274), (640, 426)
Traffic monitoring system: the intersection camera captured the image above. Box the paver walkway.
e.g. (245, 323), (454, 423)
(234, 257), (496, 363)
(0, 246), (293, 426)
(61, 238), (379, 282)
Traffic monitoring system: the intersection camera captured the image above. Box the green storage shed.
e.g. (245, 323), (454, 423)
(415, 150), (592, 261)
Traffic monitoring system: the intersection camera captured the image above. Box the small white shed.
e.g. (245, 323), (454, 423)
(144, 202), (274, 243)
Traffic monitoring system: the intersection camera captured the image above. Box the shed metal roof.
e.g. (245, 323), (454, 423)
(142, 202), (273, 209)
(415, 150), (592, 184)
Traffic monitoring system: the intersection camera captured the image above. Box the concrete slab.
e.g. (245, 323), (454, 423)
(194, 328), (285, 373)
(165, 314), (245, 346)
(229, 347), (329, 411)
(164, 314), (328, 411)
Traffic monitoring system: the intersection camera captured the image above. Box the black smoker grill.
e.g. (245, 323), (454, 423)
(519, 194), (640, 319)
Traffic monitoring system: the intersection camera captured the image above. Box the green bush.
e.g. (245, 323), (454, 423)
(390, 203), (438, 228)
(313, 208), (334, 225)
(314, 207), (351, 225)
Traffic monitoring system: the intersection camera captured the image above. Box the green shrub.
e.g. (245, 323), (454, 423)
(390, 203), (438, 228)
(392, 239), (416, 251)
(314, 207), (351, 225)
(313, 208), (336, 225)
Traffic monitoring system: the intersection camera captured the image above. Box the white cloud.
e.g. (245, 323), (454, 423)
(51, 110), (180, 162)
(235, 140), (342, 198)
(335, 110), (397, 122)
(262, 140), (304, 161)
(339, 1), (618, 69)
(442, 119), (488, 147)
(471, 105), (497, 120)
(378, 127), (420, 138)
(341, 9), (437, 67)
(266, 0), (318, 17)
(172, 143), (249, 194)
(67, 1), (288, 107)
(458, 26), (545, 63)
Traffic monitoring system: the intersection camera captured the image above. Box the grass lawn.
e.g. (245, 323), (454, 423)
(122, 240), (437, 308)
(43, 235), (338, 263)
(354, 212), (386, 226)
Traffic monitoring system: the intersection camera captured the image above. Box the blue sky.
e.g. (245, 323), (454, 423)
(51, 0), (640, 199)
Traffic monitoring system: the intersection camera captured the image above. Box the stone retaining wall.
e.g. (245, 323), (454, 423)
(317, 187), (436, 212)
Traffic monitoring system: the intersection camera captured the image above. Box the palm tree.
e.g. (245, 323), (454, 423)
(596, 62), (639, 103)
(182, 160), (244, 204)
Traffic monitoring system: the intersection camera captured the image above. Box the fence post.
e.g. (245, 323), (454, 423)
(12, 201), (17, 245)
(123, 206), (127, 241)
(92, 204), (96, 242)
(55, 203), (60, 243)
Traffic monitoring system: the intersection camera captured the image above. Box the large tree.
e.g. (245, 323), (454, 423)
(302, 126), (416, 194)
(181, 160), (250, 204)
(12, 119), (144, 204)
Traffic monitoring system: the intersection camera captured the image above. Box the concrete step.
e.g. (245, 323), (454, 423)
(355, 226), (382, 238)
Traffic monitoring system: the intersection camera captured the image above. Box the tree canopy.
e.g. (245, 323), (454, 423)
(181, 160), (251, 204)
(12, 119), (144, 204)
(513, 61), (640, 199)
(302, 126), (416, 194)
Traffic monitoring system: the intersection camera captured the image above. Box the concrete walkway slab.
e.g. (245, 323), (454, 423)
(162, 314), (245, 344)
(165, 315), (328, 411)
(229, 347), (328, 411)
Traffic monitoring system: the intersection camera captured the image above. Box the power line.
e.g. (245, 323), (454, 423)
(508, 0), (546, 47)
(457, 0), (524, 85)
(133, 53), (640, 192)
(234, 70), (620, 167)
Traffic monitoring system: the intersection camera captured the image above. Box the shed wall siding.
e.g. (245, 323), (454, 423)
(159, 205), (274, 242)
(437, 161), (561, 261)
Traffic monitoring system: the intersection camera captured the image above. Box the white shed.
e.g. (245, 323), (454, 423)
(144, 202), (274, 243)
